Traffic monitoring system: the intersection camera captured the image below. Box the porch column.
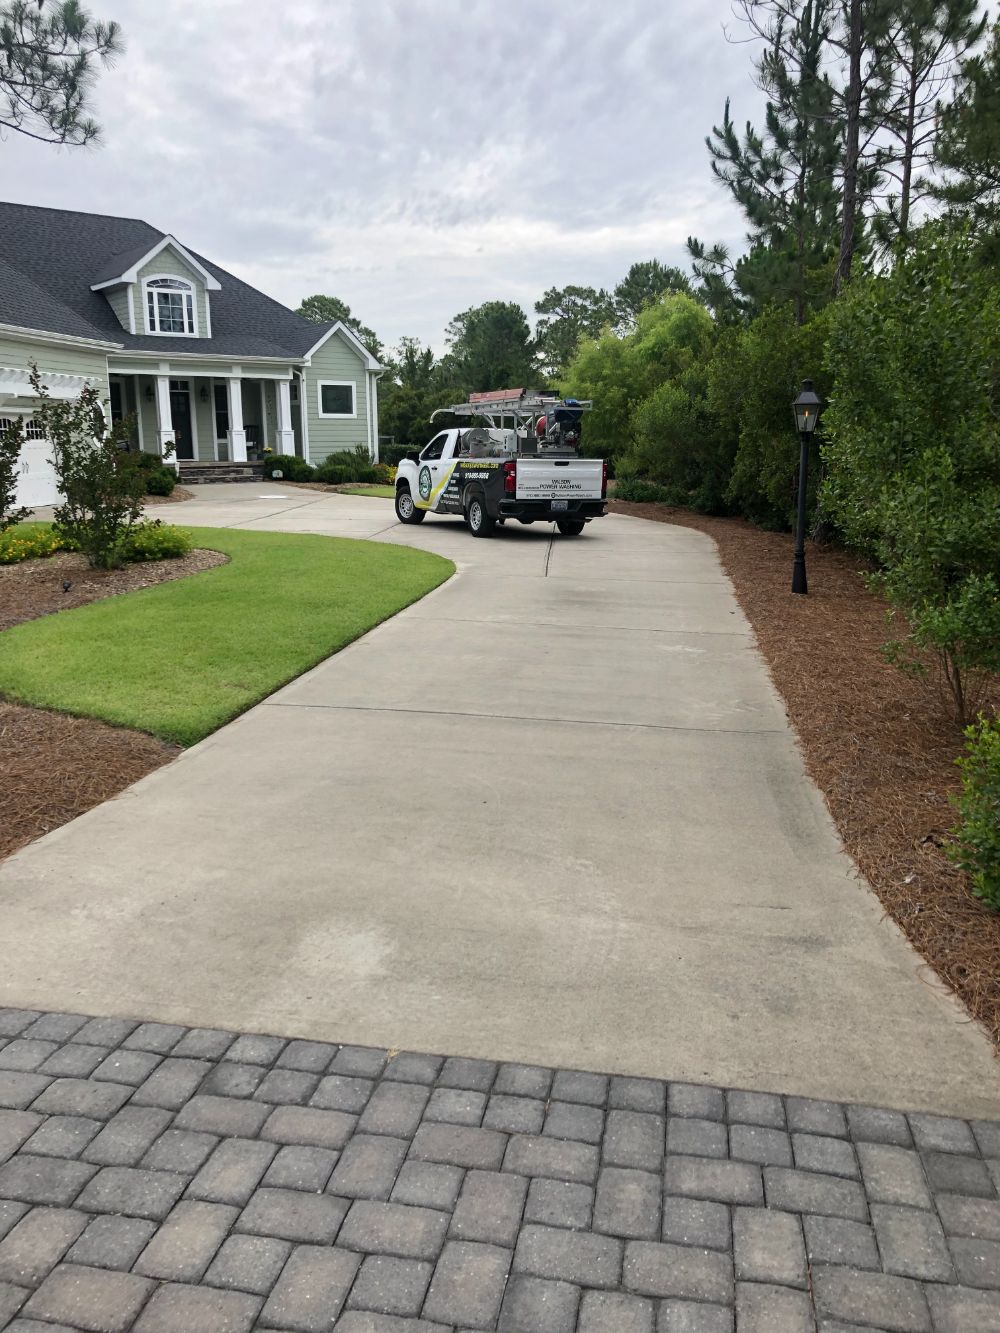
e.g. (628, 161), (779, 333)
(154, 375), (178, 472)
(276, 379), (295, 456)
(227, 377), (247, 462)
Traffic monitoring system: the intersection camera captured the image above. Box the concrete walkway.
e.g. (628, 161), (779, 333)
(1, 486), (997, 1120)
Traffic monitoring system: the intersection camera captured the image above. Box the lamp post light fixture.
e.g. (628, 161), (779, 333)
(791, 378), (821, 595)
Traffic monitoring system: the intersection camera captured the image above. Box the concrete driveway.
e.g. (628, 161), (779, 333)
(2, 485), (998, 1118)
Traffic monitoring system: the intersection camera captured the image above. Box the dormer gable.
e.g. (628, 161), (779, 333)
(90, 235), (219, 338)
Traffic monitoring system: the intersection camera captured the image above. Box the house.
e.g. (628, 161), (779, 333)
(0, 202), (383, 506)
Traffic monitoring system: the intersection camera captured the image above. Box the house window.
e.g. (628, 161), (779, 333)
(0, 416), (45, 439)
(318, 380), (355, 417)
(144, 276), (196, 335)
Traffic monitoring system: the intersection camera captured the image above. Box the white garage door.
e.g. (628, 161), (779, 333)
(1, 419), (59, 509)
(15, 437), (59, 509)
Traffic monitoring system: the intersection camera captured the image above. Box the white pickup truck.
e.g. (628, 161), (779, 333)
(394, 393), (607, 538)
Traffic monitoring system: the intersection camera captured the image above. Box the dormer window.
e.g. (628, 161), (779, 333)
(144, 276), (196, 335)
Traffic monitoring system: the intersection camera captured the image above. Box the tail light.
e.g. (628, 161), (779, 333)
(504, 460), (517, 494)
(602, 458), (608, 498)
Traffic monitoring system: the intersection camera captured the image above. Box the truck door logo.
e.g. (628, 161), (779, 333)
(418, 466), (433, 501)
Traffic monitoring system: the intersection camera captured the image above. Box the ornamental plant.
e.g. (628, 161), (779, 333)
(950, 714), (1000, 911)
(30, 367), (148, 569)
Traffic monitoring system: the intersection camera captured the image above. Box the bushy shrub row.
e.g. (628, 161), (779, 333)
(313, 445), (376, 485)
(0, 525), (71, 563)
(132, 450), (177, 497)
(262, 453), (316, 482)
(122, 520), (192, 562)
(613, 479), (676, 504)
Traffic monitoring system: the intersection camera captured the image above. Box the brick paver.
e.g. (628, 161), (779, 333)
(0, 1005), (997, 1330)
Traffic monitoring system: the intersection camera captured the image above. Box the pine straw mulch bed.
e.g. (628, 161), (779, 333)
(611, 500), (1000, 1051)
(0, 547), (226, 860)
(0, 702), (179, 861)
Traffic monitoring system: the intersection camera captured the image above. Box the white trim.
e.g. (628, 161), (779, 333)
(298, 370), (310, 462)
(0, 321), (122, 351)
(317, 379), (356, 419)
(227, 376), (247, 462)
(142, 275), (198, 337)
(154, 374), (177, 469)
(90, 235), (222, 291)
(259, 380), (267, 449)
(125, 285), (136, 334)
(134, 376), (145, 451)
(370, 369), (383, 464)
(0, 365), (98, 399)
(301, 320), (381, 370)
(107, 351), (298, 366)
(204, 293), (212, 339)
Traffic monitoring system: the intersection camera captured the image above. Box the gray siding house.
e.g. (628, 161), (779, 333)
(0, 203), (383, 504)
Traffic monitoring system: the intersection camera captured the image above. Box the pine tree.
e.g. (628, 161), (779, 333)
(932, 17), (1000, 233)
(872, 0), (986, 249)
(691, 0), (842, 323)
(0, 0), (121, 146)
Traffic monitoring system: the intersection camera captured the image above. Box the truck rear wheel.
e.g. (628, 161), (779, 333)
(466, 494), (496, 538)
(556, 519), (586, 535)
(395, 485), (425, 524)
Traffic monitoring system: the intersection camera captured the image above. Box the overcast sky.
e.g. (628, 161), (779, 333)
(5, 0), (763, 353)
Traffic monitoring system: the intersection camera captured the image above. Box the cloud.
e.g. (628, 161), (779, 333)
(2, 0), (763, 352)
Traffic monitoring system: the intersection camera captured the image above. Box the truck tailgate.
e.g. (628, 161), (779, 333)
(515, 458), (604, 501)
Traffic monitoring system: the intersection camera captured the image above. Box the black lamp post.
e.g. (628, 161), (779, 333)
(791, 378), (821, 595)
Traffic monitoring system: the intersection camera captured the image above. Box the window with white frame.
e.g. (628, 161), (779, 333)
(0, 416), (45, 439)
(144, 276), (197, 335)
(318, 380), (355, 417)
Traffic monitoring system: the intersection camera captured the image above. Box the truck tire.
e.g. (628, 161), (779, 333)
(395, 484), (425, 524)
(556, 519), (586, 535)
(466, 493), (496, 538)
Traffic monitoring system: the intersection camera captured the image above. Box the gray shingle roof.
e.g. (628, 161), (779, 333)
(0, 257), (117, 344)
(0, 202), (330, 360)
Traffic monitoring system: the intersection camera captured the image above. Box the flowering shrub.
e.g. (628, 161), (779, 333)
(372, 463), (397, 484)
(0, 526), (73, 563)
(121, 521), (192, 562)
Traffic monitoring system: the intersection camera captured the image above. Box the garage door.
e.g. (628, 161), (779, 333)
(1, 420), (59, 509)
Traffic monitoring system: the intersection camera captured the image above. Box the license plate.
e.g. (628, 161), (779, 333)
(551, 500), (569, 511)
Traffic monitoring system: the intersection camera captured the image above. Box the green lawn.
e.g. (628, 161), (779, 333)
(0, 527), (452, 745)
(340, 485), (396, 498)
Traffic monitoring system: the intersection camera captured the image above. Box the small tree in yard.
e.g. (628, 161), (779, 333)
(31, 367), (145, 568)
(822, 226), (1000, 723)
(0, 417), (29, 531)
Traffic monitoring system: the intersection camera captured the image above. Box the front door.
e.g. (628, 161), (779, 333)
(169, 379), (194, 460)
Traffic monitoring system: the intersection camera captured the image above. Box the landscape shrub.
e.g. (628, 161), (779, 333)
(1, 417), (30, 532)
(144, 466), (177, 496)
(613, 478), (676, 504)
(314, 445), (376, 485)
(31, 371), (147, 569)
(262, 453), (315, 481)
(950, 714), (1000, 911)
(823, 226), (1000, 722)
(0, 525), (71, 563)
(372, 463), (396, 484)
(121, 521), (192, 562)
(380, 443), (414, 468)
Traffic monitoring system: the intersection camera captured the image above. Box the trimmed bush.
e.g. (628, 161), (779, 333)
(950, 715), (1000, 911)
(372, 463), (397, 484)
(613, 479), (675, 504)
(144, 467), (176, 496)
(262, 453), (315, 482)
(121, 520), (192, 562)
(314, 445), (376, 485)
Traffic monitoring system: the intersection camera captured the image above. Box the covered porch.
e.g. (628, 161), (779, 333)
(106, 362), (303, 470)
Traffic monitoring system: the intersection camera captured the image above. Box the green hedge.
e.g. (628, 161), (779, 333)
(262, 453), (315, 482)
